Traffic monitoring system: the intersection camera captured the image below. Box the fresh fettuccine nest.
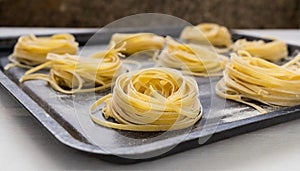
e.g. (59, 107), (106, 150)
(216, 50), (300, 113)
(20, 45), (125, 94)
(109, 33), (165, 55)
(156, 36), (228, 76)
(231, 39), (288, 62)
(180, 23), (232, 48)
(5, 34), (79, 69)
(90, 67), (202, 131)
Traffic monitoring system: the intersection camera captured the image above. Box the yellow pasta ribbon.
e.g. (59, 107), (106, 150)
(90, 68), (202, 132)
(109, 33), (165, 55)
(19, 45), (125, 94)
(5, 34), (79, 69)
(156, 36), (228, 77)
(231, 39), (288, 62)
(216, 50), (300, 114)
(180, 23), (232, 48)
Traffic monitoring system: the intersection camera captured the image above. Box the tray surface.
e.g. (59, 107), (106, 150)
(0, 27), (300, 163)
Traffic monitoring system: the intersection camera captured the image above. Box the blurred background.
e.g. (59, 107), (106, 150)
(0, 0), (299, 28)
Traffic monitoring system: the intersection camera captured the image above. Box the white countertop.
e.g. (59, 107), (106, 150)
(0, 28), (299, 170)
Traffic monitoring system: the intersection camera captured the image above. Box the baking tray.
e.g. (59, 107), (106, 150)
(0, 27), (300, 164)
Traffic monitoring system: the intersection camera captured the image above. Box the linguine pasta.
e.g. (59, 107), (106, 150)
(180, 23), (232, 48)
(156, 36), (228, 76)
(90, 67), (202, 131)
(20, 45), (125, 94)
(5, 34), (78, 69)
(231, 39), (288, 62)
(109, 33), (165, 55)
(216, 50), (300, 113)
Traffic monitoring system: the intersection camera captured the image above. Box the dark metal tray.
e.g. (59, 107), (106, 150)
(0, 27), (300, 164)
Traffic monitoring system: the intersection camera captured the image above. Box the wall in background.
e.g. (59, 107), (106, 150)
(0, 0), (299, 28)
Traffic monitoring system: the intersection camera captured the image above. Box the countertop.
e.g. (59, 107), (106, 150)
(0, 27), (299, 170)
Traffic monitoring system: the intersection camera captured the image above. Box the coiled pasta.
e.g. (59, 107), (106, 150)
(109, 33), (165, 55)
(90, 68), (202, 132)
(20, 45), (124, 94)
(5, 34), (78, 69)
(216, 50), (300, 113)
(231, 39), (288, 62)
(156, 36), (228, 76)
(180, 23), (232, 48)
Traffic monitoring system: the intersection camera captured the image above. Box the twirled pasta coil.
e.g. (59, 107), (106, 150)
(90, 68), (202, 131)
(231, 39), (288, 62)
(156, 36), (228, 76)
(5, 34), (78, 69)
(20, 46), (124, 94)
(180, 23), (232, 48)
(216, 50), (300, 113)
(109, 33), (165, 55)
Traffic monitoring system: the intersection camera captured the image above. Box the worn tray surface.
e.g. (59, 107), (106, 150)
(0, 29), (300, 163)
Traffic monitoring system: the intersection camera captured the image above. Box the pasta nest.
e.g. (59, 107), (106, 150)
(216, 50), (300, 113)
(231, 39), (288, 62)
(156, 36), (228, 76)
(180, 23), (232, 48)
(90, 67), (203, 131)
(20, 45), (124, 94)
(109, 33), (165, 55)
(6, 34), (78, 69)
